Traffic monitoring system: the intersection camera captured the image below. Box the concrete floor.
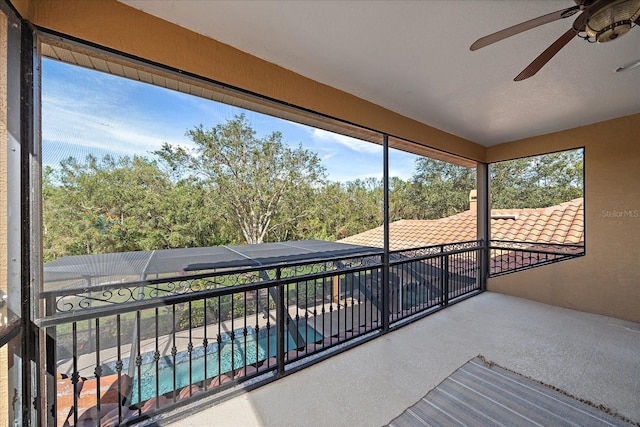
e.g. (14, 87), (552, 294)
(162, 292), (640, 427)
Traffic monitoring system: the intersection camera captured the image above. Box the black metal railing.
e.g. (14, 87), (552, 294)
(489, 240), (585, 277)
(39, 241), (482, 426)
(389, 241), (482, 321)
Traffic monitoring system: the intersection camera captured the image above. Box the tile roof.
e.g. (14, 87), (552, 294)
(339, 198), (584, 250)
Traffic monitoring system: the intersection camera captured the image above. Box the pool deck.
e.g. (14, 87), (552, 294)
(161, 292), (640, 427)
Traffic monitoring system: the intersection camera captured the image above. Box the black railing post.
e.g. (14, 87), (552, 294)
(20, 20), (37, 427)
(478, 242), (486, 291)
(477, 162), (490, 291)
(478, 246), (485, 291)
(94, 318), (102, 423)
(443, 254), (450, 306)
(276, 268), (285, 375)
(381, 134), (390, 331)
(44, 295), (56, 427)
(438, 246), (445, 306)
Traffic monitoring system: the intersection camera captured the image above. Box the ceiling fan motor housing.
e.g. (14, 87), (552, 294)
(585, 0), (640, 42)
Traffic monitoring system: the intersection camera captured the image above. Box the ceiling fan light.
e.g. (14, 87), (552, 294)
(585, 0), (640, 42)
(615, 59), (640, 72)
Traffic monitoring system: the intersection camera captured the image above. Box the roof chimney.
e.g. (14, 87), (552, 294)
(469, 189), (477, 212)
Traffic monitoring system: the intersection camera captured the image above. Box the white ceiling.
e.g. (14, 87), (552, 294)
(121, 0), (640, 147)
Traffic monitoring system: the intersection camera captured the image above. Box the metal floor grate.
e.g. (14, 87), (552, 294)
(388, 356), (636, 427)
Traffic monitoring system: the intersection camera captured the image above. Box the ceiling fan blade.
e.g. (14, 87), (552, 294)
(514, 28), (577, 81)
(470, 5), (579, 51)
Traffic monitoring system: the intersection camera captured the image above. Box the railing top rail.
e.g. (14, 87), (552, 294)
(389, 240), (482, 256)
(490, 240), (584, 249)
(490, 244), (584, 254)
(490, 247), (584, 258)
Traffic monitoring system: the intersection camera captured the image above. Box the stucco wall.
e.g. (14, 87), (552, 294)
(487, 113), (640, 323)
(23, 0), (484, 162)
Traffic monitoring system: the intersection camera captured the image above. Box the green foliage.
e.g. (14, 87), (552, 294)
(491, 150), (583, 209)
(178, 303), (205, 330)
(289, 279), (328, 307)
(408, 158), (477, 219)
(44, 155), (172, 259)
(177, 294), (252, 329)
(42, 112), (583, 262)
(391, 150), (583, 220)
(155, 114), (326, 244)
(43, 155), (234, 262)
(284, 178), (383, 241)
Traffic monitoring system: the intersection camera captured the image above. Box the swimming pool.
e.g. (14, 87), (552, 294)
(126, 322), (323, 403)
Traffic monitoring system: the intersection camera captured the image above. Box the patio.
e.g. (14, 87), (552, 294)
(164, 291), (640, 427)
(2, 2), (640, 426)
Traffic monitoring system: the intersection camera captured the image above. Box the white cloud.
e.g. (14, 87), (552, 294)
(321, 153), (335, 162)
(40, 58), (395, 184)
(311, 129), (382, 154)
(389, 167), (414, 181)
(41, 92), (190, 160)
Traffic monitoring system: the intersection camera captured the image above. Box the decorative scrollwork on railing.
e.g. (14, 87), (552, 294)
(491, 240), (584, 254)
(51, 269), (268, 313)
(48, 252), (384, 313)
(184, 278), (213, 293)
(237, 271), (264, 285)
(392, 241), (481, 260)
(442, 241), (482, 253)
(279, 261), (329, 279)
(537, 244), (584, 255)
(392, 245), (443, 259)
(337, 255), (381, 270)
(490, 240), (530, 250)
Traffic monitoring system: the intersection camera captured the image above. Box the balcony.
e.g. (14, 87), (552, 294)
(38, 239), (614, 426)
(43, 240), (481, 425)
(167, 291), (640, 427)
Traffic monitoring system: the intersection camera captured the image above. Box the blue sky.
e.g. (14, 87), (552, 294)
(41, 58), (419, 183)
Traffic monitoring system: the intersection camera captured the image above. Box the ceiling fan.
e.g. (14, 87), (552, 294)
(470, 0), (640, 81)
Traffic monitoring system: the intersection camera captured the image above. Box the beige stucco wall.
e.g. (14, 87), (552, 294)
(22, 0), (484, 162)
(487, 113), (640, 323)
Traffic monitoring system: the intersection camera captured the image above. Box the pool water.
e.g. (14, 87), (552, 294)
(129, 322), (323, 403)
(256, 321), (324, 358)
(401, 287), (434, 309)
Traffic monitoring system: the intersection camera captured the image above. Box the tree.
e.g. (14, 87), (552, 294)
(491, 150), (583, 209)
(409, 158), (476, 219)
(44, 155), (174, 258)
(289, 178), (385, 241)
(42, 155), (232, 261)
(388, 176), (413, 221)
(404, 150), (583, 221)
(155, 114), (326, 244)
